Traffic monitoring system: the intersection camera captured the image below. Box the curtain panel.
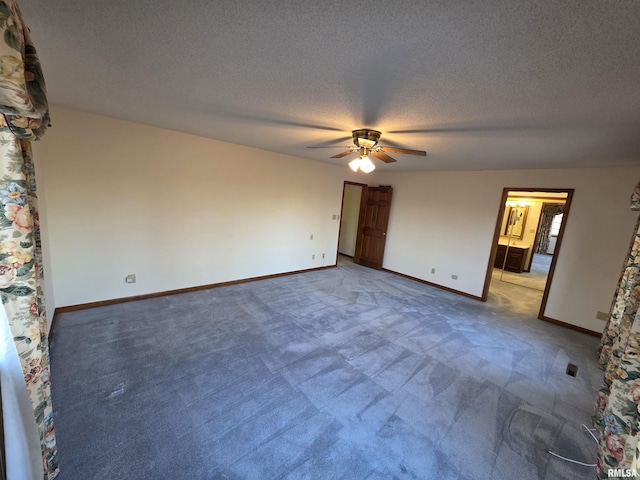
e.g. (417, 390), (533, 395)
(0, 1), (58, 479)
(593, 182), (640, 478)
(535, 203), (564, 254)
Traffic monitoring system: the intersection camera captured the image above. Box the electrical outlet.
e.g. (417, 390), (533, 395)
(451, 274), (458, 280)
(332, 214), (337, 220)
(312, 254), (315, 260)
(431, 268), (436, 274)
(310, 234), (314, 240)
(125, 274), (136, 284)
(322, 253), (325, 258)
(596, 311), (609, 321)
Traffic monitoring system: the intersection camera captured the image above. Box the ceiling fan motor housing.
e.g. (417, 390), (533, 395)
(352, 129), (381, 148)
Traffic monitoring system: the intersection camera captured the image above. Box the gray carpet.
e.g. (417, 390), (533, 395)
(49, 256), (602, 479)
(494, 253), (552, 291)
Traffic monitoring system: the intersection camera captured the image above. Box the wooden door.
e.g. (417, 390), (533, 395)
(354, 186), (392, 270)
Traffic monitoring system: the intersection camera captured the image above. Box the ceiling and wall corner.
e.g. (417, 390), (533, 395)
(20, 0), (640, 173)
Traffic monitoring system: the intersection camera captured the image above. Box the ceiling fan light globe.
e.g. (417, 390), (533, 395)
(348, 158), (361, 172)
(358, 138), (376, 148)
(359, 156), (375, 173)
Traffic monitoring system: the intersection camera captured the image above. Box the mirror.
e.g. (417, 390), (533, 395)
(502, 205), (529, 239)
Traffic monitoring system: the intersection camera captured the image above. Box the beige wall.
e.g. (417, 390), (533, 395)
(37, 106), (640, 334)
(33, 142), (55, 326)
(377, 168), (640, 332)
(39, 107), (354, 308)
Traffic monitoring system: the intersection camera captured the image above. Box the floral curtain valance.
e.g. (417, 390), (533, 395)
(593, 181), (640, 478)
(0, 0), (49, 140)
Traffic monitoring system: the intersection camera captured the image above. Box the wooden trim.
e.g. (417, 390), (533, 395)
(538, 189), (574, 318)
(506, 195), (567, 202)
(344, 181), (368, 187)
(50, 264), (337, 318)
(482, 189), (510, 301)
(383, 268), (483, 301)
(539, 315), (601, 337)
(503, 188), (573, 195)
(47, 310), (59, 343)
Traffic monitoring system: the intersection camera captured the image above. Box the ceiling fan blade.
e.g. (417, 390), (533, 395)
(371, 151), (397, 163)
(380, 146), (427, 156)
(331, 150), (358, 159)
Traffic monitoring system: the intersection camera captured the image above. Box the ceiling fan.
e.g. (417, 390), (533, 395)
(308, 129), (427, 173)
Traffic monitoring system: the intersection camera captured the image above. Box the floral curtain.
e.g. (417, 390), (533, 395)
(0, 1), (58, 479)
(535, 203), (565, 254)
(593, 182), (640, 478)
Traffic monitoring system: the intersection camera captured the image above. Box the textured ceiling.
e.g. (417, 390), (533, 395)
(19, 0), (640, 172)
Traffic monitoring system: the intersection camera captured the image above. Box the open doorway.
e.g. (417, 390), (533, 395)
(483, 188), (574, 319)
(337, 182), (365, 265)
(338, 182), (364, 260)
(337, 181), (393, 270)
